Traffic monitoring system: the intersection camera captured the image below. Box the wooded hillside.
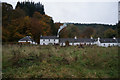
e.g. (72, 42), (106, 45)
(60, 23), (118, 38)
(2, 2), (60, 43)
(2, 1), (119, 43)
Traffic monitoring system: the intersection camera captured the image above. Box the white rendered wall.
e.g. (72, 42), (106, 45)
(60, 43), (65, 46)
(18, 41), (27, 42)
(40, 39), (59, 45)
(73, 43), (80, 45)
(118, 43), (120, 47)
(18, 41), (37, 44)
(99, 43), (118, 47)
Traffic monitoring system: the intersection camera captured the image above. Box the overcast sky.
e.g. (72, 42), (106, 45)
(1, 0), (119, 25)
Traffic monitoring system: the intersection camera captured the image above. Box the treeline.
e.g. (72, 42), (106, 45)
(60, 23), (119, 38)
(2, 2), (61, 43)
(15, 1), (45, 17)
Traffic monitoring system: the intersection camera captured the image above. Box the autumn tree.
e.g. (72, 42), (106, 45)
(54, 22), (63, 31)
(2, 3), (13, 27)
(81, 27), (95, 38)
(2, 2), (57, 43)
(60, 24), (81, 38)
(2, 27), (10, 42)
(10, 8), (25, 20)
(42, 15), (57, 35)
(31, 12), (53, 43)
(104, 28), (117, 38)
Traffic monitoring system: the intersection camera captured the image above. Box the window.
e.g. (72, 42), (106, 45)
(108, 44), (110, 47)
(113, 44), (114, 46)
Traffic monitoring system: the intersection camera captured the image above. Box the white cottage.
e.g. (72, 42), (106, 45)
(95, 37), (118, 47)
(39, 35), (120, 47)
(116, 38), (120, 46)
(18, 36), (37, 44)
(59, 38), (74, 46)
(40, 36), (59, 45)
(59, 36), (94, 46)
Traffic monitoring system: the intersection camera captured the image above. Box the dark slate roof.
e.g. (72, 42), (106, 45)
(60, 38), (94, 43)
(94, 39), (98, 41)
(100, 38), (117, 43)
(116, 38), (120, 43)
(40, 36), (59, 39)
(60, 38), (74, 43)
(19, 36), (34, 41)
(75, 38), (94, 42)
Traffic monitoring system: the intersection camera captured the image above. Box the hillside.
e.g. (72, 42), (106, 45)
(59, 23), (118, 38)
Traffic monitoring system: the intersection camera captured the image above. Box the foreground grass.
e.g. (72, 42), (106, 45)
(2, 44), (119, 78)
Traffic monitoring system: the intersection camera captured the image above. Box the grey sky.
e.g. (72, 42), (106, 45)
(1, 0), (119, 25)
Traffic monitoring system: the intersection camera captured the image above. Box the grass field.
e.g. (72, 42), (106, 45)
(2, 44), (119, 78)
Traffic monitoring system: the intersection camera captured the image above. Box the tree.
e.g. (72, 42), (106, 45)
(42, 15), (56, 35)
(33, 12), (43, 19)
(2, 3), (13, 27)
(104, 28), (117, 38)
(116, 22), (120, 38)
(2, 2), (55, 42)
(2, 27), (10, 42)
(60, 24), (81, 38)
(65, 41), (69, 46)
(15, 1), (45, 17)
(31, 17), (51, 43)
(81, 27), (95, 38)
(10, 8), (25, 20)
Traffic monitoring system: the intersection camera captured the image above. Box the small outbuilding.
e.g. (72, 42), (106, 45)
(18, 36), (37, 44)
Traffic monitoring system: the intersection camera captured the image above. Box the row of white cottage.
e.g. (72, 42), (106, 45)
(40, 36), (120, 47)
(18, 36), (120, 47)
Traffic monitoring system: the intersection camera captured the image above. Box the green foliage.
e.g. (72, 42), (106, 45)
(73, 23), (117, 38)
(2, 2), (57, 43)
(116, 22), (120, 37)
(104, 28), (117, 38)
(2, 3), (13, 27)
(60, 23), (117, 38)
(2, 45), (119, 78)
(81, 27), (95, 38)
(15, 1), (45, 17)
(60, 24), (81, 38)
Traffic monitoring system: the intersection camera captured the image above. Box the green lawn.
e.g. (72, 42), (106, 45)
(2, 44), (119, 78)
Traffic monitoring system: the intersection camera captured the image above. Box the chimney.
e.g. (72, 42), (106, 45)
(91, 36), (93, 39)
(57, 35), (59, 38)
(98, 37), (100, 41)
(40, 35), (42, 37)
(74, 36), (77, 39)
(113, 37), (116, 40)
